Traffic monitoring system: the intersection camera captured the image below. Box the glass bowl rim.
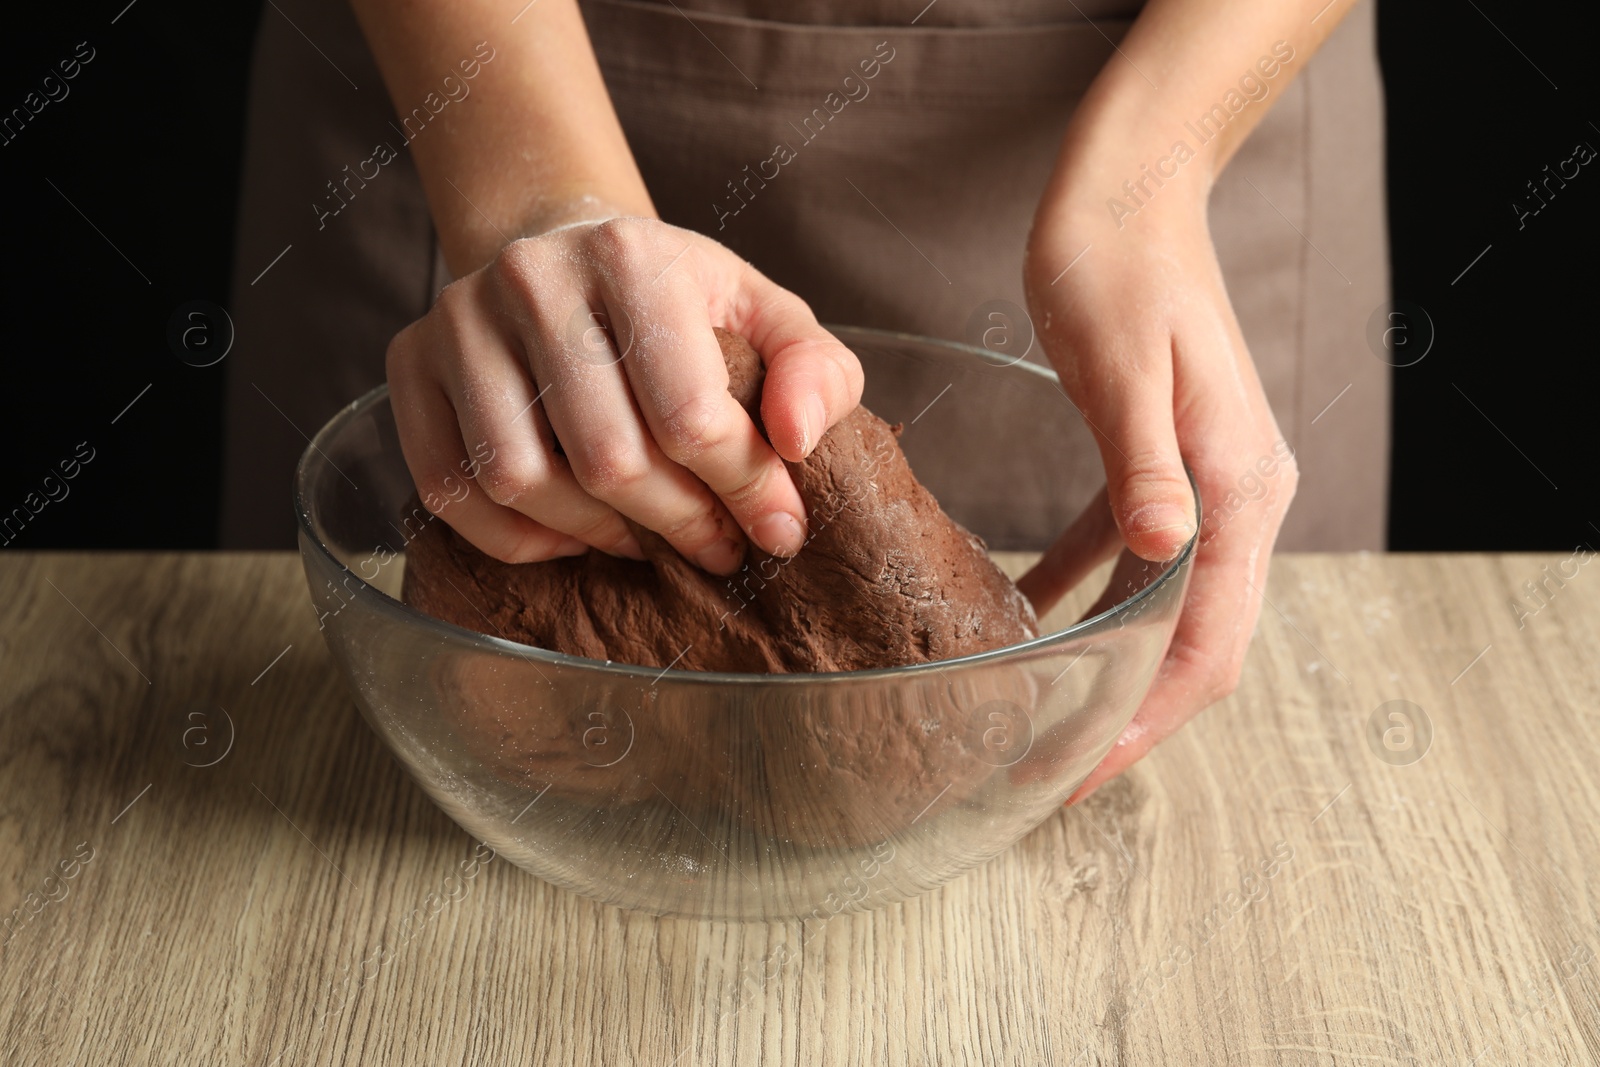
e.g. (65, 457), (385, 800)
(294, 325), (1197, 686)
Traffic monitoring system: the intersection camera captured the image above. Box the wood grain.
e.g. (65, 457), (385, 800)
(1, 552), (1596, 1065)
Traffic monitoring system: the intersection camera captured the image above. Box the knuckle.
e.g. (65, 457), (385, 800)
(416, 473), (466, 516)
(568, 509), (628, 547)
(1118, 450), (1190, 502)
(822, 340), (865, 397)
(490, 241), (556, 314)
(385, 322), (422, 377)
(493, 239), (535, 281)
(511, 529), (576, 564)
(779, 331), (863, 396)
(433, 275), (471, 313)
(1203, 675), (1235, 710)
(798, 340), (863, 411)
(719, 455), (781, 511)
(656, 392), (735, 467)
(489, 526), (566, 565)
(582, 216), (655, 266)
(1168, 637), (1239, 706)
(1245, 444), (1300, 519)
(1277, 451), (1302, 497)
(1201, 655), (1244, 704)
(570, 438), (651, 498)
(657, 505), (726, 553)
(476, 452), (543, 508)
(1204, 669), (1241, 705)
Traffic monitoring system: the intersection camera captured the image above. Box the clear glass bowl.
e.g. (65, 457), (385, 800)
(296, 326), (1195, 920)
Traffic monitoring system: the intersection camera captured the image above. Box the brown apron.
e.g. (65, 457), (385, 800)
(221, 0), (1389, 551)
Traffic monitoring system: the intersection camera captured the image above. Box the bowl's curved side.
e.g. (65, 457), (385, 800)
(293, 328), (1197, 920)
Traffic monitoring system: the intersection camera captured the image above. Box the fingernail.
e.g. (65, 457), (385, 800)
(751, 512), (806, 557)
(802, 394), (826, 457)
(693, 536), (745, 576)
(613, 532), (646, 561)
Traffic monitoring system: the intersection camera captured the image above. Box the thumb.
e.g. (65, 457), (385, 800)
(724, 267), (863, 463)
(758, 331), (863, 463)
(1079, 360), (1196, 562)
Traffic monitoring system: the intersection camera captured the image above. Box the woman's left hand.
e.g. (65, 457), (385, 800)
(1019, 149), (1298, 802)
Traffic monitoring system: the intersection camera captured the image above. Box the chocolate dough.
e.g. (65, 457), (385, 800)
(402, 329), (1037, 671)
(428, 645), (1043, 848)
(401, 330), (1040, 848)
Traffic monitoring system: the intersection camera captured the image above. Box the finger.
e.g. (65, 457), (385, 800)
(389, 336), (588, 564)
(1015, 486), (1125, 618)
(712, 259), (863, 464)
(1065, 468), (1280, 805)
(435, 312), (643, 561)
(532, 297), (749, 576)
(594, 258), (809, 559)
(1070, 337), (1197, 562)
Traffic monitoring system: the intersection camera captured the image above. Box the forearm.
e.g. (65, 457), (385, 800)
(1037, 0), (1358, 230)
(348, 0), (654, 276)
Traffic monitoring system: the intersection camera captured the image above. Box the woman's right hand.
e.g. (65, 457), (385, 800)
(386, 216), (864, 576)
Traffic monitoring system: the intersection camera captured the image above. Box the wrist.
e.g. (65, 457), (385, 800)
(1032, 66), (1220, 248)
(1028, 152), (1210, 289)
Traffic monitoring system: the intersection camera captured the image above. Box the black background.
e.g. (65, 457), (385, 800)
(1378, 2), (1598, 549)
(0, 1), (1594, 552)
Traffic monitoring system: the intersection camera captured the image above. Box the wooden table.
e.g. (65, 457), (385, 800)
(1, 552), (1596, 1065)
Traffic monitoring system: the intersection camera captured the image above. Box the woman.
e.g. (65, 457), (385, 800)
(222, 0), (1388, 798)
